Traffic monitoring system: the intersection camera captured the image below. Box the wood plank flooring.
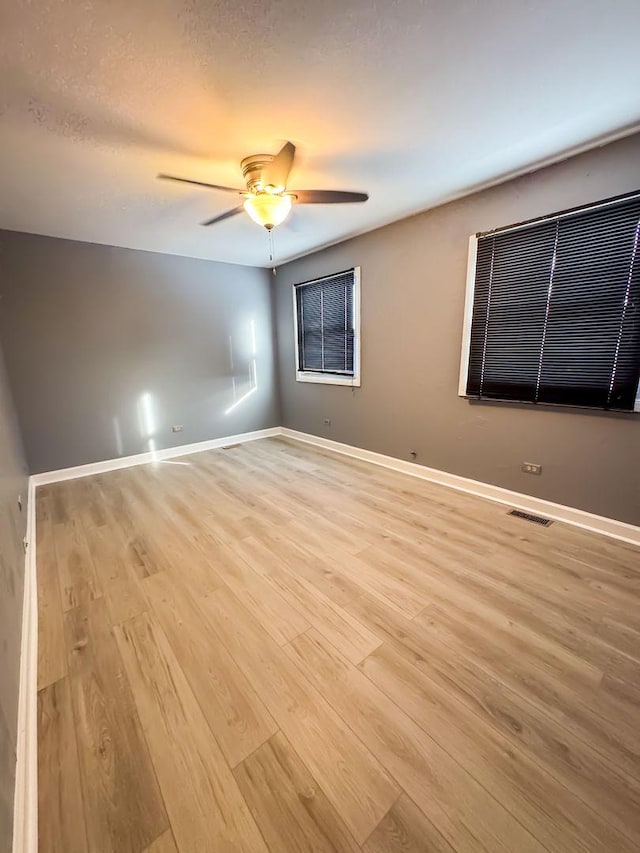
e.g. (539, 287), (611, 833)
(36, 437), (640, 852)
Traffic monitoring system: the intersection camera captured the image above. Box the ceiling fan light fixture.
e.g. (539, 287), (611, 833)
(243, 193), (292, 230)
(159, 142), (369, 232)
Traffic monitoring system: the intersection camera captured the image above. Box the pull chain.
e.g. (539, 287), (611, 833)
(267, 228), (277, 275)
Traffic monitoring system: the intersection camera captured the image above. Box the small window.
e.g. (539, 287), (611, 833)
(459, 191), (640, 412)
(293, 268), (361, 386)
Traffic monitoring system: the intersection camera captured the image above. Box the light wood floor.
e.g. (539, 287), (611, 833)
(36, 437), (640, 853)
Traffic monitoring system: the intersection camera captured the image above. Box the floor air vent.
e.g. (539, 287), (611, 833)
(508, 509), (553, 526)
(222, 443), (242, 450)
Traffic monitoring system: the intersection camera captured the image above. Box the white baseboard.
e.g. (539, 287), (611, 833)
(11, 422), (637, 848)
(11, 425), (281, 851)
(13, 477), (38, 853)
(280, 428), (640, 547)
(30, 427), (281, 486)
(30, 424), (640, 544)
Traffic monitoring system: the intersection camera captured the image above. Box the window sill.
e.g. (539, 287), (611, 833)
(295, 371), (361, 387)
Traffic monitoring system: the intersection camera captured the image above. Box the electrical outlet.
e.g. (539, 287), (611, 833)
(521, 462), (542, 475)
(171, 424), (184, 433)
(323, 418), (331, 426)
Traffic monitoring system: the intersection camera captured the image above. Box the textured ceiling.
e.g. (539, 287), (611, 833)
(1, 0), (639, 268)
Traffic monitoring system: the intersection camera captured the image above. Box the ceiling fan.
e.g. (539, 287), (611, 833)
(158, 142), (369, 231)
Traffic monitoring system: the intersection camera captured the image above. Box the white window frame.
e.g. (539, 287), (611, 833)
(458, 234), (479, 397)
(292, 266), (361, 387)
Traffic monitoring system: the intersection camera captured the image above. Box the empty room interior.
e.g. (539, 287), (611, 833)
(2, 1), (640, 851)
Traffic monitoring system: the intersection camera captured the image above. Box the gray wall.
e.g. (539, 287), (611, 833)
(0, 233), (278, 473)
(0, 344), (28, 851)
(274, 133), (640, 526)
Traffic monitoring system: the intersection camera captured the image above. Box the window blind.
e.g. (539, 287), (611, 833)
(465, 192), (640, 411)
(295, 269), (355, 375)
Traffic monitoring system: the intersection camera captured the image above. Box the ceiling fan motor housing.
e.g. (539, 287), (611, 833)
(241, 154), (275, 192)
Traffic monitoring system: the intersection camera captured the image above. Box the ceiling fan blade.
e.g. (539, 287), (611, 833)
(201, 205), (245, 226)
(292, 190), (369, 204)
(158, 174), (243, 193)
(262, 142), (296, 189)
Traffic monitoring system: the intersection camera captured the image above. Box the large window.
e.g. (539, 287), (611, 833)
(460, 191), (640, 411)
(293, 267), (361, 386)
